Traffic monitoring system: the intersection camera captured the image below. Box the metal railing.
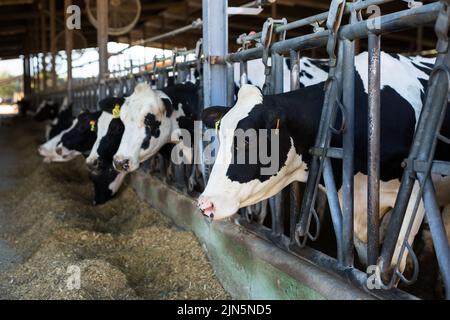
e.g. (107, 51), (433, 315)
(221, 0), (450, 299)
(33, 0), (450, 299)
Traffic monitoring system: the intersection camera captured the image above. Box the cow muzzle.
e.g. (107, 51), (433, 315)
(113, 157), (132, 172)
(198, 196), (215, 221)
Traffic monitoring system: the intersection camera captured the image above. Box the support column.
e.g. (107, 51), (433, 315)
(202, 0), (228, 108)
(50, 0), (57, 88)
(97, 0), (109, 100)
(40, 0), (48, 91)
(65, 0), (73, 103)
(23, 55), (32, 97)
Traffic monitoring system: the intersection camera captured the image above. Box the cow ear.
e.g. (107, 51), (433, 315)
(263, 107), (286, 131)
(99, 97), (124, 113)
(201, 106), (231, 128)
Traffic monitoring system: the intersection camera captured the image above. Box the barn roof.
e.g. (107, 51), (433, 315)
(0, 0), (438, 60)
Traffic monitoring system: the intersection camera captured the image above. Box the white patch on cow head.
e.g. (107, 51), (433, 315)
(198, 85), (309, 220)
(86, 111), (113, 166)
(113, 83), (173, 172)
(38, 119), (79, 162)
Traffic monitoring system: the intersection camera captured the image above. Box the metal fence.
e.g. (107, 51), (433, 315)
(32, 0), (450, 299)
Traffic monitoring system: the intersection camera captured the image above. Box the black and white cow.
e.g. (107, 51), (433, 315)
(38, 100), (128, 205)
(233, 57), (329, 91)
(85, 97), (128, 205)
(34, 97), (74, 140)
(199, 52), (450, 270)
(113, 82), (198, 173)
(38, 109), (100, 162)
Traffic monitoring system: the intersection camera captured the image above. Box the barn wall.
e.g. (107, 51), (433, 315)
(129, 170), (377, 300)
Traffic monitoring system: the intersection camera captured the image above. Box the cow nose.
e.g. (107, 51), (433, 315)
(113, 158), (130, 172)
(55, 147), (63, 155)
(198, 197), (215, 222)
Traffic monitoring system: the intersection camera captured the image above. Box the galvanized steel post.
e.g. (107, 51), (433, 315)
(64, 0), (73, 104)
(97, 0), (109, 101)
(202, 0), (228, 108)
(367, 31), (381, 267)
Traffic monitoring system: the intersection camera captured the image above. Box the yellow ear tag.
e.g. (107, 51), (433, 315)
(214, 119), (221, 134)
(275, 118), (280, 135)
(112, 104), (121, 119)
(90, 120), (96, 132)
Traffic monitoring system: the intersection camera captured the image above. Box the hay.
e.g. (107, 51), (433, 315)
(0, 118), (230, 300)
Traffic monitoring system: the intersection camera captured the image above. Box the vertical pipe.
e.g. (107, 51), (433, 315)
(227, 63), (235, 107)
(202, 0), (228, 183)
(65, 0), (74, 104)
(367, 32), (381, 267)
(202, 0), (228, 108)
(97, 0), (109, 101)
(420, 176), (450, 299)
(342, 37), (355, 267)
(50, 0), (57, 88)
(40, 0), (48, 91)
(240, 60), (248, 86)
(23, 33), (32, 98)
(288, 51), (301, 240)
(34, 9), (41, 93)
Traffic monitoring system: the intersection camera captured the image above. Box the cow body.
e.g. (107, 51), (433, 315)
(33, 98), (74, 140)
(199, 52), (449, 270)
(233, 57), (329, 92)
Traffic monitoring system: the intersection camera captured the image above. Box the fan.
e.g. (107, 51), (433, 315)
(86, 0), (142, 36)
(55, 30), (88, 61)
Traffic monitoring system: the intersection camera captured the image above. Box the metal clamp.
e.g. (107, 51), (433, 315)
(261, 18), (287, 94)
(326, 0), (346, 67)
(435, 1), (450, 53)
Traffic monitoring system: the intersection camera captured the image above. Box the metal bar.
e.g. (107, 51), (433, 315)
(379, 4), (450, 280)
(202, 0), (228, 108)
(296, 41), (344, 245)
(238, 0), (396, 44)
(240, 60), (248, 86)
(64, 0), (73, 104)
(50, 0), (57, 88)
(290, 52), (301, 245)
(367, 32), (381, 267)
(40, 0), (47, 91)
(342, 37), (355, 268)
(227, 2), (441, 63)
(419, 176), (450, 299)
(269, 52), (285, 238)
(97, 0), (109, 101)
(323, 158), (344, 263)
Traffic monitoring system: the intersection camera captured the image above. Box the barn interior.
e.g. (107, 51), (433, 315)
(0, 0), (449, 301)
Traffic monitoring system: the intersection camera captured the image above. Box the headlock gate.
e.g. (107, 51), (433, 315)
(32, 0), (450, 299)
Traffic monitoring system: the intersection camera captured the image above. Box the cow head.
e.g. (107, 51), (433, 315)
(198, 85), (308, 220)
(55, 111), (101, 159)
(33, 100), (58, 122)
(89, 163), (127, 206)
(113, 83), (173, 172)
(86, 97), (125, 171)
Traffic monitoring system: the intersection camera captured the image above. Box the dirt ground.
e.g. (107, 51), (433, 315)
(0, 117), (230, 300)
